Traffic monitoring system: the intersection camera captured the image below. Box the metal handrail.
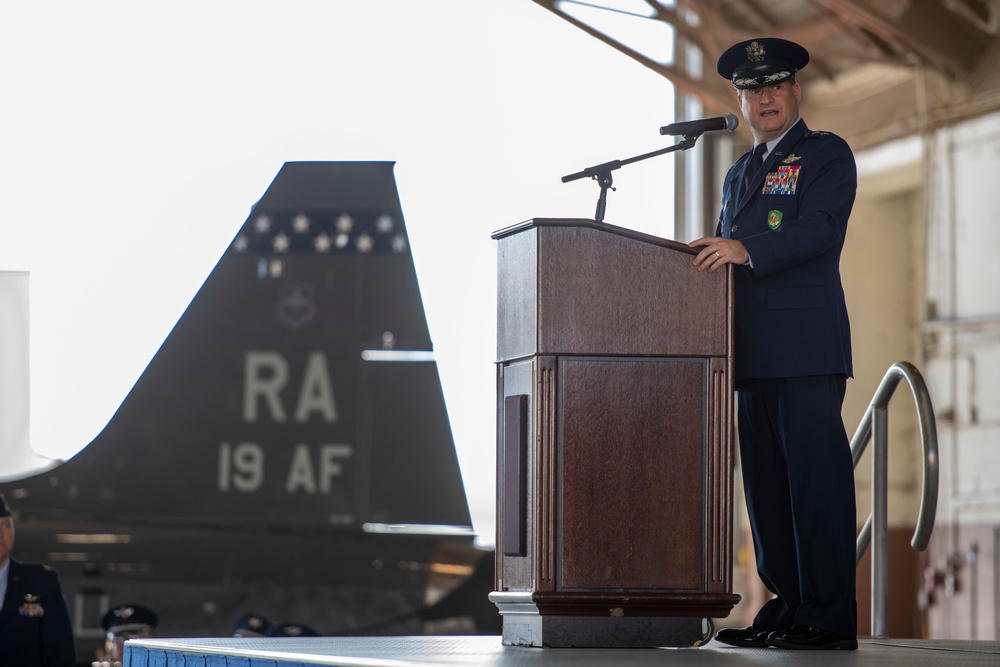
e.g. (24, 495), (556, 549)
(850, 361), (939, 638)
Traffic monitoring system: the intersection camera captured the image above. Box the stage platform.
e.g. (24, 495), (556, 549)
(125, 635), (1000, 667)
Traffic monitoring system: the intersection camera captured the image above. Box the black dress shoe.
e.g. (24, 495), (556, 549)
(713, 624), (771, 647)
(766, 625), (858, 650)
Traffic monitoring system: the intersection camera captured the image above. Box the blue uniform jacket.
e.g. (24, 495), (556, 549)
(0, 559), (76, 667)
(717, 118), (856, 381)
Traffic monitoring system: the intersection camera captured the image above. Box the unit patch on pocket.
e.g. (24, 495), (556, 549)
(767, 210), (783, 229)
(762, 165), (800, 195)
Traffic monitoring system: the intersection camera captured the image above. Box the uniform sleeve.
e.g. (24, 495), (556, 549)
(42, 568), (76, 667)
(739, 136), (857, 278)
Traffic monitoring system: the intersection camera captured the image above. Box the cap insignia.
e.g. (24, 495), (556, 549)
(746, 41), (766, 62)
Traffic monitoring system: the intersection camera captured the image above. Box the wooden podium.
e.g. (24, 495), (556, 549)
(489, 219), (740, 647)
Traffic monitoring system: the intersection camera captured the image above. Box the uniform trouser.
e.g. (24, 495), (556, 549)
(736, 374), (858, 638)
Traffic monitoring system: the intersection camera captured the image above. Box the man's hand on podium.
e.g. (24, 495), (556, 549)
(688, 237), (750, 272)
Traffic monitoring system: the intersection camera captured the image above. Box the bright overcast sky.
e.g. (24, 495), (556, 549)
(0, 1), (677, 540)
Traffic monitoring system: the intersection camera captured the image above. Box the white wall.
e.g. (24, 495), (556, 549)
(923, 113), (1000, 525)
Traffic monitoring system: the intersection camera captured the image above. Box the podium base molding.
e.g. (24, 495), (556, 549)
(490, 592), (715, 648)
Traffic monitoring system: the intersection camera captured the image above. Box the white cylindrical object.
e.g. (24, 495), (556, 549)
(0, 271), (49, 479)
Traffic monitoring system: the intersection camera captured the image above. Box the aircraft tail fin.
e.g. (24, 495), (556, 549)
(5, 162), (472, 533)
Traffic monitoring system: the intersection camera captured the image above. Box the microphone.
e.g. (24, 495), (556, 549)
(659, 113), (739, 136)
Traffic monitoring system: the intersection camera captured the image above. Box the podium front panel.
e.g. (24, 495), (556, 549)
(559, 357), (705, 591)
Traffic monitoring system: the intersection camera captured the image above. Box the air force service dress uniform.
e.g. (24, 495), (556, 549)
(0, 559), (76, 666)
(720, 119), (855, 381)
(0, 492), (76, 667)
(716, 38), (859, 641)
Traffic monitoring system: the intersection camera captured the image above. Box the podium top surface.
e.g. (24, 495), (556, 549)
(491, 218), (695, 256)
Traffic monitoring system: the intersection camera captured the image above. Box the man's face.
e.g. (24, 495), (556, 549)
(0, 516), (14, 566)
(108, 629), (152, 661)
(737, 80), (801, 143)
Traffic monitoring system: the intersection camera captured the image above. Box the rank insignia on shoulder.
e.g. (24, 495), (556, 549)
(767, 210), (783, 229)
(806, 130), (831, 137)
(781, 153), (801, 164)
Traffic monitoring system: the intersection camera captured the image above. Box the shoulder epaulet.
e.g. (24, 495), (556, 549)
(16, 560), (55, 574)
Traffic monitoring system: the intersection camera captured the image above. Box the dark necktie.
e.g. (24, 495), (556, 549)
(740, 143), (767, 200)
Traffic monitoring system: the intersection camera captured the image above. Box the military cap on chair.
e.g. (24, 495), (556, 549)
(717, 37), (810, 89)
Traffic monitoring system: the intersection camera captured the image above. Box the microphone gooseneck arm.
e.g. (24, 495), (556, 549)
(561, 136), (698, 223)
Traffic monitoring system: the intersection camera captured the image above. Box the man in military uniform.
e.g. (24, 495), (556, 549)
(689, 38), (858, 650)
(98, 602), (158, 665)
(0, 494), (76, 666)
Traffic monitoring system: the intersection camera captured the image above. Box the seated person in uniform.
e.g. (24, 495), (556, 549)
(98, 603), (158, 664)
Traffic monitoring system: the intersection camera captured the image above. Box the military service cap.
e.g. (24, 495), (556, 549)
(100, 603), (159, 634)
(233, 612), (273, 637)
(717, 38), (809, 90)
